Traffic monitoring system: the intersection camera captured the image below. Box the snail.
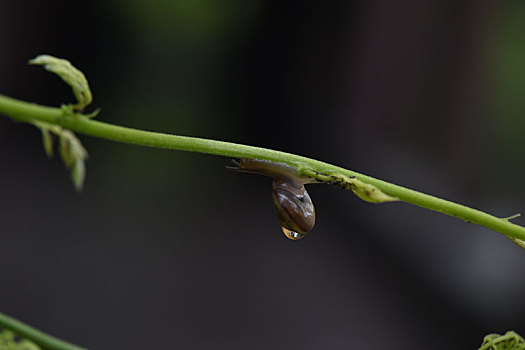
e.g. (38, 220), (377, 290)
(229, 159), (316, 240)
(272, 179), (315, 239)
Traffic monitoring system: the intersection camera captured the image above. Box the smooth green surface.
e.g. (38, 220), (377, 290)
(1, 93), (525, 243)
(0, 313), (86, 350)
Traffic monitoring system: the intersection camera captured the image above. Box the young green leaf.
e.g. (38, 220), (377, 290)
(58, 130), (88, 191)
(479, 331), (525, 350)
(71, 159), (86, 192)
(29, 55), (92, 112)
(301, 169), (398, 203)
(31, 120), (89, 191)
(40, 128), (53, 158)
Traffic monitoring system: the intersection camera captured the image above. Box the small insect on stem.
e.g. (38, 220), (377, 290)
(229, 159), (316, 240)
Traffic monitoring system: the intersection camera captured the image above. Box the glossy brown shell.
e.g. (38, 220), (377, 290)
(272, 180), (315, 234)
(230, 158), (317, 237)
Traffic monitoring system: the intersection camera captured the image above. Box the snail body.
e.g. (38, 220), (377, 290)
(231, 159), (316, 240)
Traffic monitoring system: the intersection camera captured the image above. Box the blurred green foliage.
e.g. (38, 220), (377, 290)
(492, 2), (525, 183)
(111, 0), (262, 44)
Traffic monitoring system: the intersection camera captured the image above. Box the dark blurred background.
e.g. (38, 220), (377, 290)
(1, 1), (525, 349)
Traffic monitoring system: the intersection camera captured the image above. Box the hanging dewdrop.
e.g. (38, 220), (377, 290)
(230, 159), (317, 240)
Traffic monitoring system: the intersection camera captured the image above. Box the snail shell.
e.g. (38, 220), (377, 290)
(272, 180), (315, 235)
(230, 159), (316, 240)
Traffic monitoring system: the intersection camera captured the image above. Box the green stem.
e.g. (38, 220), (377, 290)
(1, 93), (525, 244)
(0, 312), (86, 350)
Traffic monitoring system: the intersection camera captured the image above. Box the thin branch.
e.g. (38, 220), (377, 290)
(0, 312), (86, 350)
(1, 93), (525, 245)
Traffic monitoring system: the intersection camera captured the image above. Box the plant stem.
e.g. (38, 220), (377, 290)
(0, 312), (86, 350)
(1, 93), (525, 243)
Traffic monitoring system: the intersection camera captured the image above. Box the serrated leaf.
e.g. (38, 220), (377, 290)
(29, 55), (92, 111)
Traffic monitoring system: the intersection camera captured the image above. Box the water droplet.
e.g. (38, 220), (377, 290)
(282, 227), (306, 240)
